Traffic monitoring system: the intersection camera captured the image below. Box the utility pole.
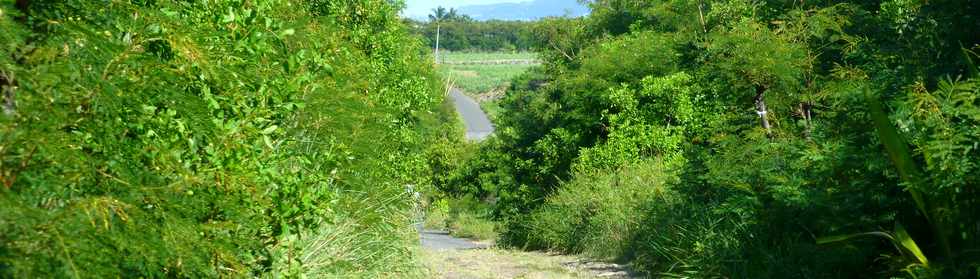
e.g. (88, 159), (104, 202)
(435, 23), (441, 64)
(697, 0), (707, 35)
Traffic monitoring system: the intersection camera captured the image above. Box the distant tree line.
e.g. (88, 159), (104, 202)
(406, 7), (536, 52)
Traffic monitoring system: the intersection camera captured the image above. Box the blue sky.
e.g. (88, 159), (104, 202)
(403, 0), (525, 19)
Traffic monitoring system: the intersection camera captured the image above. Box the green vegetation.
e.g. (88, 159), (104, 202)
(4, 0), (978, 277)
(441, 0), (980, 278)
(425, 137), (498, 242)
(425, 196), (498, 241)
(521, 159), (679, 259)
(447, 212), (497, 241)
(0, 0), (457, 277)
(423, 199), (451, 230)
(442, 196), (498, 241)
(441, 64), (533, 95)
(441, 51), (538, 63)
(407, 8), (536, 52)
(437, 52), (536, 121)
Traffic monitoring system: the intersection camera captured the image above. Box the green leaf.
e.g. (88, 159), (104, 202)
(141, 105), (157, 114)
(865, 88), (928, 218)
(866, 87), (952, 259)
(263, 135), (275, 150)
(894, 223), (929, 266)
(818, 223), (930, 267)
(816, 231), (895, 245)
(222, 8), (236, 23)
(963, 47), (979, 79)
(261, 125), (278, 135)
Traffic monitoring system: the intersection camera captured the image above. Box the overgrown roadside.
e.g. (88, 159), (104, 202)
(425, 55), (636, 278)
(0, 1), (449, 277)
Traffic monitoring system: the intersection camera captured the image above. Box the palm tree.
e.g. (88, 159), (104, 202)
(446, 8), (460, 21)
(429, 7), (467, 23)
(427, 6), (470, 64)
(428, 6), (448, 22)
(428, 7), (450, 64)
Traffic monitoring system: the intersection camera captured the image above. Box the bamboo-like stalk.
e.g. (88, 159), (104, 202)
(697, 0), (707, 35)
(865, 88), (953, 262)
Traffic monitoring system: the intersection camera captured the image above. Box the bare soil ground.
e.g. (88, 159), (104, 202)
(420, 231), (638, 279)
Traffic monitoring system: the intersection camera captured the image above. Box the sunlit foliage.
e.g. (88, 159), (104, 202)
(0, 0), (451, 277)
(446, 0), (980, 277)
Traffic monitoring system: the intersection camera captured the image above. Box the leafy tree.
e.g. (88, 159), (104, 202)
(445, 0), (980, 277)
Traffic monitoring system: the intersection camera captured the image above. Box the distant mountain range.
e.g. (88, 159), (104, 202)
(458, 0), (590, 21)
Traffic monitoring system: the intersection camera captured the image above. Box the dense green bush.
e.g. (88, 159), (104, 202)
(445, 211), (496, 241)
(423, 194), (498, 241)
(0, 0), (450, 277)
(517, 160), (680, 258)
(448, 0), (980, 277)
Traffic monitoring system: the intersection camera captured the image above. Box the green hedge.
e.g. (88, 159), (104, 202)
(0, 0), (448, 277)
(451, 0), (980, 277)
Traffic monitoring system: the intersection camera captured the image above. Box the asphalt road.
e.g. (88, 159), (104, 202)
(420, 230), (489, 250)
(449, 88), (494, 140)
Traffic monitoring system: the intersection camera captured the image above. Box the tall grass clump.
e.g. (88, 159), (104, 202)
(424, 195), (498, 241)
(0, 0), (450, 277)
(446, 211), (497, 241)
(444, 196), (497, 240)
(515, 160), (680, 260)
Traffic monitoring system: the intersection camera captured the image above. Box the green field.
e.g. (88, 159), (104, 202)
(440, 51), (538, 63)
(439, 64), (532, 95)
(436, 52), (537, 120)
(438, 57), (531, 122)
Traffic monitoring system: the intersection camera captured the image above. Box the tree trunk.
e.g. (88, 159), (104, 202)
(1, 71), (14, 116)
(798, 102), (814, 139)
(15, 0), (29, 14)
(13, 0), (29, 22)
(755, 85), (772, 136)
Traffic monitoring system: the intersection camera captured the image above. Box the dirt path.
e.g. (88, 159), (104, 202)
(421, 230), (490, 250)
(420, 230), (638, 279)
(449, 88), (494, 140)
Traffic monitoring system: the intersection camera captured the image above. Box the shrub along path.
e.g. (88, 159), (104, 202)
(424, 90), (634, 278)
